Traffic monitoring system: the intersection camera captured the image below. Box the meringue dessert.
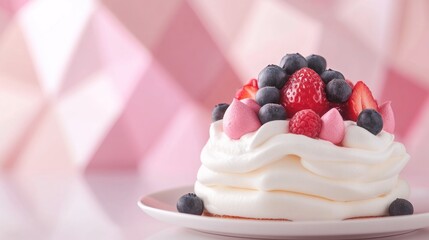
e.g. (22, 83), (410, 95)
(177, 53), (413, 220)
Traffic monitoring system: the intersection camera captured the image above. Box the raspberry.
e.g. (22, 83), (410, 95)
(289, 109), (322, 138)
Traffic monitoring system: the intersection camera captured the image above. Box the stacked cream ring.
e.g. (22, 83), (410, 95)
(195, 112), (410, 221)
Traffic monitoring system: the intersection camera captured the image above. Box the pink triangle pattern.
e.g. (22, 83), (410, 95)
(0, 0), (426, 184)
(0, 0), (27, 15)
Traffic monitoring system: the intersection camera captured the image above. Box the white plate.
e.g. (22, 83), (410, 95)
(139, 186), (429, 239)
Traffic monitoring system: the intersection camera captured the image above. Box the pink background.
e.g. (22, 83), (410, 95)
(0, 0), (428, 185)
(1, 1), (429, 239)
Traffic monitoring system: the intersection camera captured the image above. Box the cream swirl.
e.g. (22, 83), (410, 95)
(195, 120), (410, 220)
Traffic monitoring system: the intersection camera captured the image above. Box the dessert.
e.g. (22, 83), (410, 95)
(177, 53), (413, 221)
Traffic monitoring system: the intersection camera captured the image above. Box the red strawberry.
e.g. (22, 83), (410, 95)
(280, 68), (329, 117)
(235, 79), (258, 100)
(347, 81), (378, 121)
(329, 102), (348, 119)
(289, 109), (322, 138)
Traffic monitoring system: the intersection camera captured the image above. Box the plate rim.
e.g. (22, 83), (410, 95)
(139, 185), (429, 238)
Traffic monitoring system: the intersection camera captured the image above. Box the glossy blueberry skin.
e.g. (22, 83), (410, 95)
(306, 54), (327, 75)
(258, 64), (288, 89)
(211, 103), (229, 122)
(320, 69), (345, 84)
(325, 79), (352, 103)
(357, 109), (383, 135)
(258, 103), (287, 124)
(256, 87), (280, 106)
(279, 53), (308, 75)
(177, 193), (204, 215)
(389, 198), (414, 216)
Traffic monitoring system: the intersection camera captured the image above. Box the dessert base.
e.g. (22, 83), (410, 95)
(203, 211), (291, 221)
(203, 211), (383, 221)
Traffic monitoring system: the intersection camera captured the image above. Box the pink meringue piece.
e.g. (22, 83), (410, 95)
(379, 101), (395, 134)
(240, 98), (261, 114)
(319, 108), (345, 145)
(223, 98), (261, 139)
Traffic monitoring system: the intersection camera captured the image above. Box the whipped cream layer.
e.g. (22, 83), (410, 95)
(195, 120), (410, 220)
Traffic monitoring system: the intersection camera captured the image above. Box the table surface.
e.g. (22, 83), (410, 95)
(1, 172), (428, 240)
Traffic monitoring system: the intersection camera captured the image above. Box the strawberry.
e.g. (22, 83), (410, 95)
(235, 79), (258, 100)
(280, 67), (329, 117)
(329, 102), (348, 119)
(289, 109), (322, 138)
(347, 81), (378, 121)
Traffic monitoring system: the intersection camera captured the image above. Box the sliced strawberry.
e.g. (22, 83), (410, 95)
(235, 78), (258, 100)
(347, 81), (378, 121)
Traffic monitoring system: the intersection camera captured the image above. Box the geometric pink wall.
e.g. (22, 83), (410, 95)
(0, 0), (429, 179)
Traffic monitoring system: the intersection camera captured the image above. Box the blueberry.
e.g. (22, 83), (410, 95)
(211, 103), (229, 122)
(177, 193), (204, 215)
(258, 65), (288, 89)
(325, 79), (352, 103)
(320, 69), (345, 84)
(357, 109), (383, 135)
(389, 198), (414, 216)
(306, 54), (327, 74)
(279, 53), (308, 75)
(256, 87), (280, 106)
(258, 103), (287, 124)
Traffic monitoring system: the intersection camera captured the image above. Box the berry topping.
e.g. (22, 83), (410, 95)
(241, 98), (261, 114)
(320, 69), (345, 84)
(357, 109), (383, 135)
(289, 109), (322, 138)
(389, 198), (414, 216)
(177, 193), (204, 215)
(378, 101), (395, 134)
(280, 68), (329, 117)
(258, 103), (287, 124)
(258, 65), (288, 89)
(235, 78), (258, 100)
(347, 81), (378, 121)
(329, 102), (348, 119)
(211, 103), (229, 122)
(345, 79), (355, 89)
(256, 86), (280, 106)
(223, 99), (261, 139)
(306, 54), (326, 75)
(320, 108), (345, 144)
(212, 53), (397, 141)
(325, 79), (352, 103)
(279, 53), (308, 75)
